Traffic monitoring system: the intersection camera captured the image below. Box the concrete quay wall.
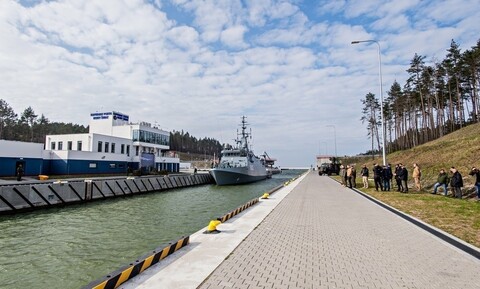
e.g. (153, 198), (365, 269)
(0, 174), (213, 215)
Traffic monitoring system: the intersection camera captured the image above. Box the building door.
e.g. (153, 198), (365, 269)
(140, 152), (155, 173)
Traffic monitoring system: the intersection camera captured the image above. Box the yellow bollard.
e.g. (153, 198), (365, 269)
(261, 193), (269, 199)
(204, 220), (221, 234)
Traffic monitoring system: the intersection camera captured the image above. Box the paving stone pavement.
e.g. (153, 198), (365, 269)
(198, 172), (480, 289)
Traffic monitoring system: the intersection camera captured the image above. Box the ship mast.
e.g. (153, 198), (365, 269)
(238, 116), (250, 151)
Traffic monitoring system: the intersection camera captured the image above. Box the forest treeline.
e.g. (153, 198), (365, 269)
(361, 39), (480, 154)
(169, 130), (223, 157)
(0, 100), (88, 143)
(0, 99), (223, 155)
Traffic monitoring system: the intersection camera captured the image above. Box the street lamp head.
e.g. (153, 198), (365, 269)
(351, 40), (377, 45)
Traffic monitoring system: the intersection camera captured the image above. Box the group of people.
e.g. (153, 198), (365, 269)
(432, 166), (480, 199)
(339, 162), (480, 200)
(357, 163), (416, 193)
(340, 163), (414, 192)
(339, 165), (357, 188)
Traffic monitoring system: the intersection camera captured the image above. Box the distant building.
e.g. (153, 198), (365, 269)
(0, 111), (180, 177)
(316, 155), (333, 168)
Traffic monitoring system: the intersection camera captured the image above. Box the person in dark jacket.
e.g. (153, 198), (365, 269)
(360, 165), (369, 188)
(399, 163), (408, 193)
(432, 169), (448, 195)
(468, 167), (480, 200)
(394, 164), (403, 192)
(16, 164), (24, 181)
(450, 167), (463, 199)
(351, 165), (357, 188)
(373, 164), (383, 191)
(382, 164), (393, 191)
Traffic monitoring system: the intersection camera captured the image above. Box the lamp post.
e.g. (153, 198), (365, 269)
(318, 141), (328, 155)
(326, 125), (337, 158)
(351, 39), (387, 166)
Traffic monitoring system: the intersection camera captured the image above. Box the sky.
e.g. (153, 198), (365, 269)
(1, 0), (479, 167)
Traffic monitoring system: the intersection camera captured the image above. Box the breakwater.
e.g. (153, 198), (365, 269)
(0, 174), (212, 214)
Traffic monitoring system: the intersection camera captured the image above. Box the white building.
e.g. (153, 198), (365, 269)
(44, 111), (179, 175)
(316, 155), (333, 168)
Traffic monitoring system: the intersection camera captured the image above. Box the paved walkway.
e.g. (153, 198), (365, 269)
(198, 172), (480, 289)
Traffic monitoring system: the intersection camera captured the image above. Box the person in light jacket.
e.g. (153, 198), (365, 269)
(412, 163), (421, 191)
(360, 165), (369, 189)
(339, 165), (346, 186)
(346, 165), (353, 188)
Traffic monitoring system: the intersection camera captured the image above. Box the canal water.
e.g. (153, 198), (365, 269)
(0, 170), (305, 289)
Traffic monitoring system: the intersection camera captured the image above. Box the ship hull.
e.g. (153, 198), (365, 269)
(210, 167), (267, 186)
(267, 167), (282, 175)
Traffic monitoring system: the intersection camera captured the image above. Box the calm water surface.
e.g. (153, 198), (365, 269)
(0, 170), (305, 289)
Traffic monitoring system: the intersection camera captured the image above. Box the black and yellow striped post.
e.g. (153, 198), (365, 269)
(217, 198), (259, 223)
(83, 236), (189, 289)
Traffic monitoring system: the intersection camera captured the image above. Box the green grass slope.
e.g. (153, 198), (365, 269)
(366, 122), (480, 190)
(346, 123), (480, 247)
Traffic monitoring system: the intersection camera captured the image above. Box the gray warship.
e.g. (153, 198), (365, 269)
(210, 117), (268, 185)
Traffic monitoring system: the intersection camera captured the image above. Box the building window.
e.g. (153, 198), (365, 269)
(105, 142), (109, 153)
(135, 146), (139, 156)
(67, 141), (72, 150)
(58, 141), (63, 150)
(89, 163), (97, 168)
(132, 129), (170, 146)
(126, 145), (130, 156)
(77, 141), (82, 151)
(111, 143), (115, 153)
(98, 141), (103, 152)
(51, 142), (56, 150)
(109, 164), (116, 168)
(121, 144), (125, 154)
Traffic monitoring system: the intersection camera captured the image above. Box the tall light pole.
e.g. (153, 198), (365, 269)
(326, 125), (337, 158)
(351, 39), (387, 166)
(319, 141), (327, 155)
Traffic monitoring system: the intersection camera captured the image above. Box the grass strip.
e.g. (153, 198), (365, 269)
(336, 177), (480, 248)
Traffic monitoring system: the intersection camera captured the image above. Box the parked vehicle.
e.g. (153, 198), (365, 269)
(318, 157), (341, 176)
